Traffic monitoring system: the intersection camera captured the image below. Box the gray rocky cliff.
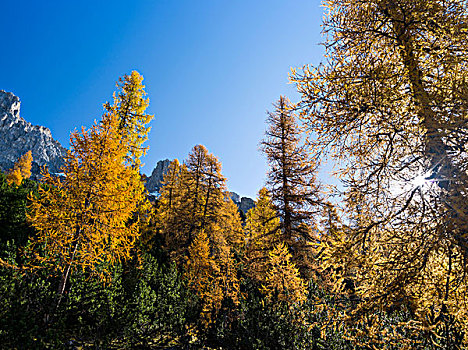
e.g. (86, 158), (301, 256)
(229, 192), (240, 205)
(145, 159), (171, 194)
(239, 197), (255, 214)
(230, 192), (255, 214)
(0, 90), (66, 176)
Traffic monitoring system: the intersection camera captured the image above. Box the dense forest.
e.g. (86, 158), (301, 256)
(1, 0), (468, 349)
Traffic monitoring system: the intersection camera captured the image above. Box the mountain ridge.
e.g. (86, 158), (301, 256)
(0, 90), (66, 176)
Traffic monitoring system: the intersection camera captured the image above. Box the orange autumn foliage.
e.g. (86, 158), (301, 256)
(6, 151), (32, 186)
(26, 72), (152, 282)
(156, 145), (243, 324)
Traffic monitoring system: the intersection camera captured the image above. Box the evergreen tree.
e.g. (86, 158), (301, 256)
(0, 170), (37, 246)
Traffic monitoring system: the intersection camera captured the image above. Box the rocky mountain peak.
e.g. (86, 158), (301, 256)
(0, 91), (20, 118)
(0, 90), (66, 176)
(145, 159), (171, 194)
(229, 192), (255, 214)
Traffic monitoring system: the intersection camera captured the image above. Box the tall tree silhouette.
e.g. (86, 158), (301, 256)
(262, 96), (321, 276)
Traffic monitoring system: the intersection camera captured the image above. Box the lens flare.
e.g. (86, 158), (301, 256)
(411, 173), (430, 188)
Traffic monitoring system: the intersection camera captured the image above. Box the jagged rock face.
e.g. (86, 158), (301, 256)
(229, 192), (240, 204)
(0, 90), (66, 176)
(145, 159), (171, 193)
(239, 197), (255, 214)
(230, 192), (255, 214)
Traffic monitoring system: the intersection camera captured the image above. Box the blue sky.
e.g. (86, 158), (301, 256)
(0, 1), (325, 198)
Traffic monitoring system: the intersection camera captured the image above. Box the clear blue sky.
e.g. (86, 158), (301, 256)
(0, 1), (325, 198)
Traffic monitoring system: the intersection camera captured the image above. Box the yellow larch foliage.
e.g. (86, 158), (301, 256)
(157, 145), (234, 255)
(6, 151), (32, 186)
(291, 0), (468, 345)
(153, 159), (182, 250)
(207, 217), (241, 300)
(156, 144), (242, 323)
(26, 72), (152, 285)
(17, 150), (32, 180)
(262, 242), (307, 304)
(105, 70), (152, 166)
(244, 187), (280, 282)
(6, 168), (23, 187)
(185, 229), (222, 325)
(217, 193), (244, 250)
(245, 188), (307, 304)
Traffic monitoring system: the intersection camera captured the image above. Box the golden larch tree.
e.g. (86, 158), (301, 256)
(185, 229), (223, 324)
(26, 72), (152, 304)
(105, 70), (153, 166)
(155, 144), (242, 323)
(244, 188), (280, 282)
(6, 151), (32, 186)
(261, 96), (321, 277)
(291, 0), (468, 346)
(262, 242), (307, 304)
(154, 159), (183, 250)
(245, 188), (307, 304)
